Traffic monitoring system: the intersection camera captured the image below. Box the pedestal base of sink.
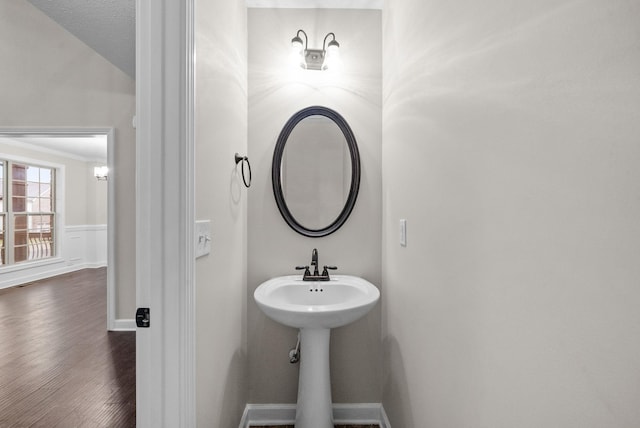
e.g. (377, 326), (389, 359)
(296, 328), (333, 428)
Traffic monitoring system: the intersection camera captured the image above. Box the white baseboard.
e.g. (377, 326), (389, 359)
(239, 403), (390, 428)
(110, 318), (136, 331)
(84, 261), (108, 269)
(0, 261), (100, 290)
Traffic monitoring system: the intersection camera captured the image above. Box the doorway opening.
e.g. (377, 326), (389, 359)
(0, 128), (116, 329)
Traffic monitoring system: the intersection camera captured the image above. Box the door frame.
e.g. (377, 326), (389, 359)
(0, 127), (115, 328)
(135, 0), (196, 426)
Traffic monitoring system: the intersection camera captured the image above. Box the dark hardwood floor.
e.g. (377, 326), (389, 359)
(0, 268), (135, 427)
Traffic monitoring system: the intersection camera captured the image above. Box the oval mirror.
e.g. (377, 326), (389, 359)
(272, 106), (360, 237)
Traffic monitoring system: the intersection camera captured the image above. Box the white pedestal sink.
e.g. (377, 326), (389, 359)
(254, 275), (380, 428)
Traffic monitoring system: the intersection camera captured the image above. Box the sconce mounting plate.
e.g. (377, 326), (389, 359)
(304, 49), (325, 70)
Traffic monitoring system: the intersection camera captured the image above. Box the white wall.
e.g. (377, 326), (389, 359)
(194, 0), (248, 426)
(0, 0), (136, 320)
(247, 8), (382, 404)
(382, 0), (640, 426)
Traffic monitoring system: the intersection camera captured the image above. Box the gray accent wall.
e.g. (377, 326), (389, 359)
(247, 8), (382, 404)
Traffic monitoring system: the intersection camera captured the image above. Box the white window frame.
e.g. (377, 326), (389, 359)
(3, 160), (57, 265)
(0, 153), (65, 271)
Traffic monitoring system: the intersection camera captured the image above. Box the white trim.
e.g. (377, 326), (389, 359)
(136, 0), (195, 426)
(0, 152), (65, 267)
(106, 129), (116, 332)
(380, 404), (392, 428)
(240, 404), (297, 426)
(238, 403), (391, 428)
(135, 0), (160, 424)
(63, 224), (108, 269)
(0, 262), (97, 290)
(0, 152), (64, 267)
(111, 318), (137, 331)
(135, 0), (156, 422)
(82, 262), (107, 268)
(183, 0), (196, 424)
(66, 224), (107, 232)
(0, 257), (65, 276)
(246, 0), (383, 9)
(0, 127), (115, 139)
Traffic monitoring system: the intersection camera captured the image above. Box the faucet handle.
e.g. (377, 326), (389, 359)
(321, 265), (337, 277)
(296, 265), (311, 278)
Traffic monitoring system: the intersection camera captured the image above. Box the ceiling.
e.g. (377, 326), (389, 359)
(27, 0), (135, 79)
(8, 2), (380, 162)
(0, 136), (107, 163)
(24, 0), (382, 81)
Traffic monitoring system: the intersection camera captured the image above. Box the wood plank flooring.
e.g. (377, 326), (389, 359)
(0, 268), (135, 427)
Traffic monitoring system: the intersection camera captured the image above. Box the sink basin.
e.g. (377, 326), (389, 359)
(254, 274), (379, 428)
(254, 275), (379, 329)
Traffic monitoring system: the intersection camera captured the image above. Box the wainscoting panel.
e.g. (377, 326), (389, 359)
(0, 224), (107, 290)
(64, 224), (108, 268)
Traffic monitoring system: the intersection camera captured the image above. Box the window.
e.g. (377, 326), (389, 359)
(0, 160), (55, 266)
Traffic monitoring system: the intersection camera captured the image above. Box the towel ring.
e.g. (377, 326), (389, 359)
(234, 153), (252, 188)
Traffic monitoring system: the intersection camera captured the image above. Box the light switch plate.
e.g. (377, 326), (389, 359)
(195, 220), (212, 258)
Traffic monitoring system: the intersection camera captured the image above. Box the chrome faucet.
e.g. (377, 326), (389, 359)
(296, 248), (337, 281)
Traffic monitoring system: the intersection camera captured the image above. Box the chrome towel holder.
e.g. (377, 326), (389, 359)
(234, 153), (251, 188)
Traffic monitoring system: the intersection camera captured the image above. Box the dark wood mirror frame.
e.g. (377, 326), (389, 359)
(272, 106), (361, 238)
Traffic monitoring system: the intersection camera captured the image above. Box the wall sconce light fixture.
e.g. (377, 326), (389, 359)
(291, 29), (340, 71)
(94, 165), (108, 181)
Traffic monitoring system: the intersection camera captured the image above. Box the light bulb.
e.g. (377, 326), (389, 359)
(289, 48), (306, 69)
(322, 42), (340, 71)
(291, 37), (303, 54)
